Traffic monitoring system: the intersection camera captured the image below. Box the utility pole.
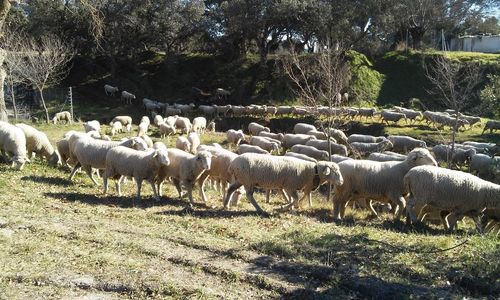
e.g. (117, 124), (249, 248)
(69, 86), (73, 121)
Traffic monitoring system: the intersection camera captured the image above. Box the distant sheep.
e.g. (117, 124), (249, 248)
(306, 139), (348, 156)
(293, 123), (317, 134)
(387, 135), (426, 153)
(290, 144), (329, 161)
(52, 111), (72, 125)
(350, 140), (393, 157)
(380, 110), (406, 124)
(83, 120), (100, 133)
(347, 134), (386, 144)
(121, 91), (136, 104)
(176, 136), (191, 152)
(192, 117), (207, 134)
(482, 120), (500, 134)
(159, 123), (176, 138)
(249, 136), (281, 154)
(110, 121), (123, 136)
(175, 117), (192, 134)
(104, 84), (119, 96)
(109, 116), (132, 132)
(258, 131), (284, 142)
(206, 121), (216, 133)
(238, 144), (269, 155)
(248, 122), (270, 135)
(226, 129), (245, 146)
(282, 133), (316, 149)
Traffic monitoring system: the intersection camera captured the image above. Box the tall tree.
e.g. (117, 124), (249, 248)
(0, 0), (11, 122)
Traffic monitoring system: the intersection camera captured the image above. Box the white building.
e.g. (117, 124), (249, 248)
(450, 35), (500, 53)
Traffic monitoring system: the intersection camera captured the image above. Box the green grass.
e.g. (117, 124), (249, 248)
(0, 121), (499, 299)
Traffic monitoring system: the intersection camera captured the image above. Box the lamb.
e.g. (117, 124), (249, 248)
(367, 152), (406, 162)
(159, 122), (176, 138)
(110, 121), (123, 136)
(332, 148), (437, 220)
(109, 116), (132, 132)
(387, 135), (426, 153)
(347, 134), (386, 144)
(15, 123), (60, 166)
(155, 149), (213, 207)
(248, 122), (270, 135)
(192, 117), (207, 134)
(52, 111), (72, 125)
(469, 154), (500, 181)
(206, 121), (216, 133)
(104, 84), (119, 96)
(153, 115), (164, 127)
(175, 117), (192, 134)
(380, 110), (406, 124)
(306, 139), (348, 156)
(249, 136), (281, 154)
(258, 131), (284, 142)
(224, 154), (344, 215)
(137, 121), (149, 136)
(176, 136), (191, 152)
(293, 123), (317, 134)
(69, 136), (148, 185)
(83, 120), (100, 133)
(290, 144), (329, 161)
(349, 140), (393, 157)
(103, 147), (170, 201)
(187, 132), (200, 154)
(282, 134), (316, 149)
(0, 121), (29, 170)
(121, 91), (136, 104)
(238, 144), (269, 155)
(326, 128), (349, 145)
(404, 166), (500, 231)
(226, 129), (245, 146)
(482, 120), (500, 134)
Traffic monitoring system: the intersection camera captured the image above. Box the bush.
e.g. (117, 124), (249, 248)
(479, 74), (500, 118)
(347, 51), (385, 105)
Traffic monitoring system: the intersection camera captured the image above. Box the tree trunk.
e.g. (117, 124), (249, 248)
(39, 88), (50, 124)
(109, 55), (117, 80)
(0, 66), (7, 122)
(448, 111), (460, 168)
(9, 81), (17, 120)
(409, 27), (425, 49)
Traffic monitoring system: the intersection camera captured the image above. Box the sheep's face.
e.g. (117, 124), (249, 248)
(12, 156), (27, 170)
(155, 150), (170, 166)
(48, 152), (61, 166)
(271, 143), (280, 153)
(131, 137), (148, 151)
(196, 151), (212, 170)
(319, 162), (343, 186)
(408, 148), (438, 167)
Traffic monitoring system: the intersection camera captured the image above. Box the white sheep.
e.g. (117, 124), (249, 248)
(258, 131), (284, 142)
(110, 121), (123, 136)
(469, 154), (500, 181)
(69, 136), (148, 185)
(109, 116), (132, 132)
(165, 116), (178, 127)
(249, 136), (280, 154)
(282, 133), (316, 149)
(0, 121), (29, 170)
(103, 147), (170, 201)
(224, 154), (343, 215)
(293, 123), (317, 134)
(159, 122), (176, 138)
(290, 144), (329, 161)
(226, 129), (245, 146)
(15, 123), (60, 166)
(104, 84), (119, 96)
(404, 165), (500, 231)
(367, 152), (407, 162)
(306, 129), (329, 140)
(137, 121), (149, 136)
(192, 117), (207, 134)
(326, 128), (349, 145)
(387, 135), (426, 153)
(206, 121), (216, 133)
(153, 141), (167, 150)
(155, 149), (212, 207)
(350, 140), (393, 157)
(347, 134), (386, 144)
(380, 110), (406, 124)
(138, 135), (154, 148)
(188, 132), (200, 154)
(284, 152), (317, 162)
(248, 122), (270, 136)
(463, 141), (499, 154)
(52, 111), (72, 125)
(306, 139), (348, 156)
(482, 120), (500, 134)
(175, 117), (192, 134)
(121, 91), (136, 104)
(176, 136), (191, 152)
(153, 115), (164, 127)
(238, 144), (269, 155)
(332, 148), (437, 220)
(357, 108), (377, 119)
(83, 120), (100, 133)
(330, 154), (353, 163)
(276, 106), (293, 115)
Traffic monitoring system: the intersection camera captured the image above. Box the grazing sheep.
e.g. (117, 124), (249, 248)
(258, 131), (284, 142)
(290, 144), (329, 161)
(469, 154), (500, 181)
(188, 132), (200, 154)
(192, 117), (207, 134)
(306, 129), (328, 140)
(330, 154), (353, 163)
(248, 122), (270, 135)
(121, 91), (136, 104)
(282, 133), (316, 149)
(343, 108), (358, 119)
(249, 136), (281, 154)
(199, 105), (217, 117)
(462, 141), (499, 155)
(165, 107), (182, 116)
(387, 135), (426, 153)
(175, 117), (192, 134)
(380, 110), (406, 124)
(238, 144), (269, 155)
(291, 107), (309, 116)
(109, 116), (132, 132)
(165, 116), (178, 127)
(156, 149), (213, 207)
(206, 121), (216, 133)
(153, 115), (164, 127)
(306, 139), (348, 156)
(224, 154), (343, 215)
(284, 152), (317, 163)
(404, 166), (500, 231)
(104, 84), (119, 96)
(176, 136), (191, 152)
(347, 134), (386, 144)
(326, 128), (349, 145)
(15, 123), (60, 166)
(137, 121), (149, 136)
(393, 107), (422, 123)
(226, 129), (245, 146)
(0, 121), (29, 170)
(357, 108), (377, 119)
(103, 147), (170, 201)
(276, 106), (293, 115)
(52, 111), (72, 125)
(83, 120), (100, 133)
(350, 140), (393, 157)
(138, 135), (154, 148)
(293, 123), (317, 134)
(69, 136), (148, 185)
(332, 148), (437, 220)
(159, 123), (176, 138)
(368, 152), (407, 162)
(110, 121), (123, 136)
(482, 120), (500, 134)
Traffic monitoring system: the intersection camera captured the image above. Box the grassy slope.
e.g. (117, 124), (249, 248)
(0, 121), (499, 299)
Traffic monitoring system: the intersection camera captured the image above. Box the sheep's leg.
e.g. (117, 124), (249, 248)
(172, 178), (183, 198)
(366, 199), (378, 218)
(117, 176), (125, 196)
(276, 189), (301, 212)
(279, 189), (290, 204)
(103, 173), (109, 195)
(69, 162), (82, 181)
(134, 178), (143, 203)
(246, 189), (269, 216)
(84, 166), (100, 186)
(185, 183), (195, 207)
(416, 204), (430, 222)
(224, 182), (242, 209)
(307, 192), (312, 208)
(392, 196), (406, 220)
(265, 190), (271, 203)
(445, 212), (460, 232)
(149, 180), (160, 201)
(198, 172), (210, 203)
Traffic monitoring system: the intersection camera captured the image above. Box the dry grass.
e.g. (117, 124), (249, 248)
(0, 121), (498, 299)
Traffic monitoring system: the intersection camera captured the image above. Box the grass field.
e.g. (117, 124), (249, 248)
(0, 120), (499, 299)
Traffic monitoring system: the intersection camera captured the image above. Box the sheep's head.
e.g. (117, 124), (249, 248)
(48, 151), (61, 166)
(419, 141), (427, 148)
(270, 143), (280, 154)
(196, 151), (212, 171)
(130, 137), (148, 151)
(11, 155), (28, 170)
(381, 140), (393, 150)
(154, 149), (170, 166)
(407, 148), (437, 167)
(317, 161), (343, 186)
(52, 117), (58, 124)
(263, 127), (271, 133)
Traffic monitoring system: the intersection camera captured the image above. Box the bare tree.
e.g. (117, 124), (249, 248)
(424, 55), (482, 161)
(16, 35), (75, 123)
(0, 0), (11, 122)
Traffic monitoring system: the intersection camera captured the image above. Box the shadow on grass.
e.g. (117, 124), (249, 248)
(21, 175), (73, 187)
(157, 207), (263, 218)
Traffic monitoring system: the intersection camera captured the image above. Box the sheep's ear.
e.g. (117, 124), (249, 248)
(322, 166), (331, 176)
(153, 151), (158, 157)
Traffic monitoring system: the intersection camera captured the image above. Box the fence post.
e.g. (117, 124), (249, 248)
(69, 86), (73, 121)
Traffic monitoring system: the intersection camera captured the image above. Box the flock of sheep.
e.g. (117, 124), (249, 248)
(1, 90), (499, 235)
